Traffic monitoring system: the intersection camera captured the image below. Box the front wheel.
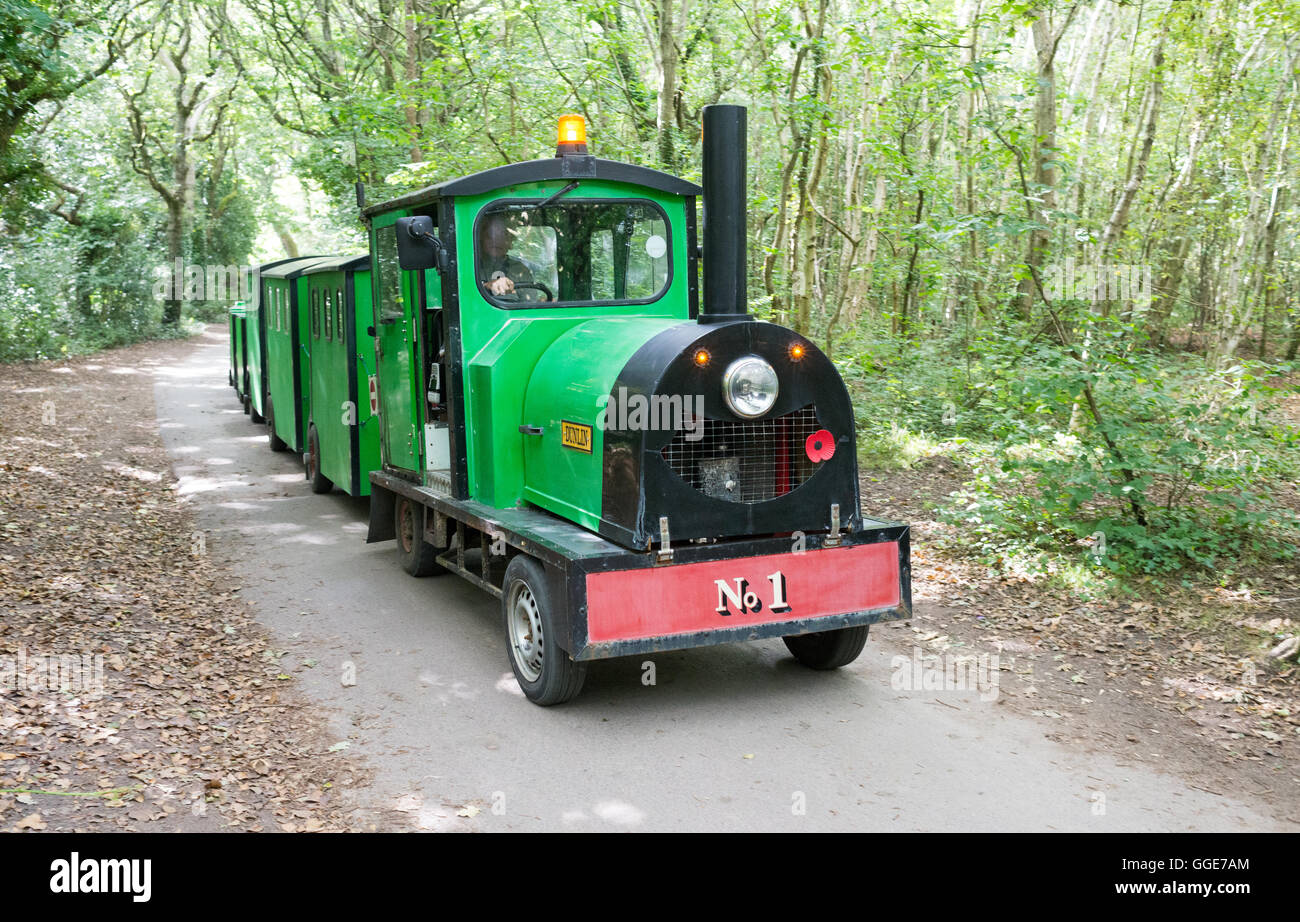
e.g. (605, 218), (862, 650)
(502, 555), (586, 706)
(783, 624), (870, 670)
(306, 425), (333, 494)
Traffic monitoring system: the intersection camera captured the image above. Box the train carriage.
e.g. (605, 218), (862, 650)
(229, 303), (247, 400)
(244, 256), (324, 425)
(260, 256), (337, 452)
(301, 255), (381, 496)
(360, 105), (912, 705)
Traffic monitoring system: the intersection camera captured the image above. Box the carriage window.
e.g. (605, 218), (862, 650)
(324, 289), (333, 341)
(475, 199), (670, 307)
(336, 289), (343, 341)
(376, 225), (404, 322)
(311, 290), (319, 337)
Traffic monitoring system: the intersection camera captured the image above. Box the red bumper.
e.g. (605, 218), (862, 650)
(585, 541), (901, 644)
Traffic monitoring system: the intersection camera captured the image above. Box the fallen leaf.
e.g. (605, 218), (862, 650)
(15, 813), (46, 831)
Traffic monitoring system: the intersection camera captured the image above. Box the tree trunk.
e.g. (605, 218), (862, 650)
(790, 0), (830, 335)
(1212, 50), (1298, 365)
(1096, 25), (1165, 266)
(163, 201), (185, 325)
(403, 0), (423, 162)
(1018, 7), (1076, 318)
(655, 0), (680, 169)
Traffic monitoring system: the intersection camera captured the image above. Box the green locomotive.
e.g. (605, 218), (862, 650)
(231, 105), (911, 705)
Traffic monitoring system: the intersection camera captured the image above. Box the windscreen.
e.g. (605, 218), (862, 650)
(475, 199), (670, 307)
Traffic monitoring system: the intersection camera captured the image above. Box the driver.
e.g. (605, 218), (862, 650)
(478, 213), (535, 298)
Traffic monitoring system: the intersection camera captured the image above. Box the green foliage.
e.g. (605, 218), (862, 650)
(0, 260), (69, 361)
(842, 309), (1300, 574)
(850, 317), (1300, 578)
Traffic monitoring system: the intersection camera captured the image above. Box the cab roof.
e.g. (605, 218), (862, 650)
(362, 156), (702, 219)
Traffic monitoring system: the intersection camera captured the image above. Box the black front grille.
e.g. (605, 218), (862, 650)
(660, 405), (821, 503)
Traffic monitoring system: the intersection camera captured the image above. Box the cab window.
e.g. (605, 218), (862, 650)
(475, 199), (670, 307)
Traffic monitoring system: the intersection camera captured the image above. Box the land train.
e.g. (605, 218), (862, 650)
(229, 105), (911, 705)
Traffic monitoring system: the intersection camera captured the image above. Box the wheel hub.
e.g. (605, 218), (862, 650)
(508, 584), (544, 683)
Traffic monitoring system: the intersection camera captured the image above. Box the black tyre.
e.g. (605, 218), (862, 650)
(266, 399), (288, 452)
(250, 401), (265, 424)
(306, 425), (333, 494)
(502, 555), (586, 706)
(393, 493), (440, 576)
(783, 624), (870, 670)
(242, 395), (251, 415)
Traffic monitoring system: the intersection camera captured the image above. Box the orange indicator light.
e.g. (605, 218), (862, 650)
(789, 341), (807, 361)
(557, 114), (587, 148)
(693, 349), (711, 367)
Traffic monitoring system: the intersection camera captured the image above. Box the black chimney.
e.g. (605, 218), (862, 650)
(699, 105), (748, 323)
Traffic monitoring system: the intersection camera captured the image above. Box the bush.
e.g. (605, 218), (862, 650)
(843, 316), (1300, 577)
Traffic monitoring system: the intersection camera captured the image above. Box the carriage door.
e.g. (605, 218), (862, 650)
(373, 220), (422, 472)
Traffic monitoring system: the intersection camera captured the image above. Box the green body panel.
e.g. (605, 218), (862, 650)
(228, 305), (247, 397)
(520, 317), (684, 530)
(370, 212), (423, 472)
(264, 276), (311, 452)
(452, 182), (691, 512)
(465, 317), (583, 506)
(306, 265), (380, 496)
(246, 286), (266, 417)
(353, 271), (381, 489)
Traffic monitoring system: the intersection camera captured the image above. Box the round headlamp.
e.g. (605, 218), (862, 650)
(722, 355), (778, 419)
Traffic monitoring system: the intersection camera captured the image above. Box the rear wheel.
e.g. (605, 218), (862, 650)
(306, 425), (333, 494)
(250, 400), (265, 424)
(393, 494), (440, 576)
(783, 625), (870, 670)
(266, 399), (288, 452)
(242, 395), (251, 415)
(502, 555), (586, 706)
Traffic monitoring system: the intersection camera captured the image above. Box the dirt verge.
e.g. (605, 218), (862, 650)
(0, 332), (383, 832)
